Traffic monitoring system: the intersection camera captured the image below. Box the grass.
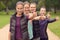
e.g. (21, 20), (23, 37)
(48, 12), (60, 37)
(0, 10), (14, 28)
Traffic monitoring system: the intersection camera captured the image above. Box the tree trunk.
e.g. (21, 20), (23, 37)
(54, 6), (57, 14)
(6, 7), (9, 15)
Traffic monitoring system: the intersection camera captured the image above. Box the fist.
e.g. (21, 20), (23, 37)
(33, 12), (37, 17)
(28, 13), (34, 19)
(33, 16), (40, 20)
(40, 16), (46, 20)
(55, 16), (59, 21)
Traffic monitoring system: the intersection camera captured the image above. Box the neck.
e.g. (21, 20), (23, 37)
(24, 12), (29, 16)
(16, 13), (22, 17)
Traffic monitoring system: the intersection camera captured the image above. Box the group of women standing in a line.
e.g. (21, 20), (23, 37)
(9, 1), (59, 40)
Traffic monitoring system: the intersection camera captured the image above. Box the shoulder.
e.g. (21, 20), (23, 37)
(10, 13), (16, 20)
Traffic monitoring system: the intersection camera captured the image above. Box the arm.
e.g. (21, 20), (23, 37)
(48, 16), (59, 23)
(31, 16), (46, 20)
(28, 13), (46, 20)
(28, 12), (38, 20)
(8, 16), (12, 40)
(10, 16), (12, 32)
(48, 18), (56, 23)
(28, 13), (34, 20)
(33, 16), (40, 20)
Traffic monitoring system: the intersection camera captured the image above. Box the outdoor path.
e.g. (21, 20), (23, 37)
(0, 24), (60, 40)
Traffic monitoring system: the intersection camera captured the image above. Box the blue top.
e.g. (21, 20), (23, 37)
(28, 20), (33, 39)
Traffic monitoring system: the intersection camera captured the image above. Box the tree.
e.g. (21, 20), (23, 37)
(37, 0), (45, 11)
(45, 0), (60, 13)
(0, 0), (10, 15)
(0, 1), (6, 11)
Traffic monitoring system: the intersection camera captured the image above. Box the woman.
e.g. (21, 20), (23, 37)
(30, 3), (40, 40)
(39, 7), (59, 40)
(9, 1), (33, 40)
(24, 1), (33, 40)
(24, 1), (30, 16)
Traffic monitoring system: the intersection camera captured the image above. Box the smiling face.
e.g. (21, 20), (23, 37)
(16, 4), (23, 15)
(24, 4), (30, 15)
(30, 3), (36, 13)
(40, 7), (46, 16)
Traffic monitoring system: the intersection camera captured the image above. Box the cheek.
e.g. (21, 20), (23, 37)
(40, 11), (43, 13)
(16, 8), (18, 11)
(34, 8), (36, 10)
(42, 11), (45, 13)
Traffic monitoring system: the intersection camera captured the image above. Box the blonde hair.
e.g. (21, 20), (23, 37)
(40, 6), (46, 10)
(30, 2), (36, 6)
(24, 1), (30, 5)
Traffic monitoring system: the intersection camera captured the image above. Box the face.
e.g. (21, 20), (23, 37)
(30, 4), (36, 13)
(24, 4), (30, 14)
(16, 4), (23, 15)
(40, 8), (46, 16)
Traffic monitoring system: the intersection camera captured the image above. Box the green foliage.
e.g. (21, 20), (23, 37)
(37, 0), (45, 11)
(0, 1), (6, 11)
(0, 0), (60, 11)
(45, 0), (60, 11)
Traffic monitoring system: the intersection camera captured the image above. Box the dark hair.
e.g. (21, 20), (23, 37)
(16, 1), (24, 6)
(24, 1), (30, 5)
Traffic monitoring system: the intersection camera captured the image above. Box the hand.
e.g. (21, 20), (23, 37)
(40, 16), (46, 20)
(55, 16), (59, 21)
(28, 13), (34, 20)
(47, 12), (51, 19)
(33, 16), (40, 20)
(33, 12), (37, 17)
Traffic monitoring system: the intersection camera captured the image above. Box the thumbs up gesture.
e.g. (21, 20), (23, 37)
(46, 12), (51, 19)
(40, 16), (46, 20)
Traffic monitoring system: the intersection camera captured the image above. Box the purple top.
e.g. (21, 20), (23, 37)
(39, 18), (56, 38)
(15, 17), (22, 39)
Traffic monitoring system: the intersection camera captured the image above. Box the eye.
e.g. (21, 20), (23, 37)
(31, 7), (33, 8)
(20, 8), (23, 9)
(18, 8), (19, 9)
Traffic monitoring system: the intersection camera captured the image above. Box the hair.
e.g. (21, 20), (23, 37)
(24, 1), (30, 5)
(30, 2), (36, 6)
(16, 1), (24, 6)
(40, 6), (46, 9)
